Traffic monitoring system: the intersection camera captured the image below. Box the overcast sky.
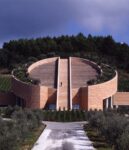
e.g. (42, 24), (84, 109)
(0, 0), (129, 47)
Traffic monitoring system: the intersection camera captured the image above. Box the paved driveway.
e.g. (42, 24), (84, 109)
(32, 121), (95, 150)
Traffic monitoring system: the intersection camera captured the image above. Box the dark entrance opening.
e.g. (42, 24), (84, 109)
(16, 97), (25, 107)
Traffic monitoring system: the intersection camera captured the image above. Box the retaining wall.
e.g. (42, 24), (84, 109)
(12, 75), (53, 109)
(87, 71), (118, 110)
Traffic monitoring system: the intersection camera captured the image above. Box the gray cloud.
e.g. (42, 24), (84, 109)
(73, 0), (129, 32)
(0, 0), (129, 46)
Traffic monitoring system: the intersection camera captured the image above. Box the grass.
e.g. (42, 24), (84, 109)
(0, 75), (11, 92)
(19, 124), (46, 150)
(84, 124), (112, 150)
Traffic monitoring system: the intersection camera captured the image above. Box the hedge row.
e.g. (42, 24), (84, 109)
(87, 110), (129, 150)
(0, 107), (44, 150)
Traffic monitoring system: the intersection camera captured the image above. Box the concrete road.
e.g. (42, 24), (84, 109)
(32, 121), (95, 150)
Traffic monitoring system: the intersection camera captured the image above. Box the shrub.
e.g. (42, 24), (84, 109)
(100, 115), (128, 146)
(0, 108), (44, 150)
(4, 106), (14, 118)
(87, 110), (129, 149)
(13, 65), (40, 85)
(88, 111), (104, 128)
(116, 125), (129, 150)
(0, 118), (18, 150)
(11, 110), (29, 140)
(33, 109), (44, 125)
(24, 109), (38, 129)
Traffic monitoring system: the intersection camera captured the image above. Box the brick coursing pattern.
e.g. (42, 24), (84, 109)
(0, 57), (119, 110)
(87, 71), (118, 110)
(113, 92), (129, 105)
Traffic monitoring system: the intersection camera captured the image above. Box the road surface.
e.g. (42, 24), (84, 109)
(32, 121), (95, 150)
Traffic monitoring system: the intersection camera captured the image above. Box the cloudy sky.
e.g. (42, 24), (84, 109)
(0, 0), (129, 47)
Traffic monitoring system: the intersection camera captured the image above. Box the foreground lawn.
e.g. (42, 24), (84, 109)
(84, 124), (112, 150)
(0, 75), (11, 92)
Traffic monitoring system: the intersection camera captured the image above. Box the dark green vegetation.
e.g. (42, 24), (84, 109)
(42, 109), (86, 122)
(0, 75), (11, 92)
(0, 106), (45, 150)
(0, 33), (129, 90)
(20, 125), (44, 150)
(87, 64), (116, 85)
(97, 64), (116, 83)
(118, 70), (129, 91)
(13, 65), (40, 85)
(85, 125), (112, 150)
(13, 60), (116, 86)
(0, 106), (129, 150)
(85, 110), (129, 150)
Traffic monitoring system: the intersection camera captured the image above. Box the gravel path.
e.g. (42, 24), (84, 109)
(32, 121), (95, 150)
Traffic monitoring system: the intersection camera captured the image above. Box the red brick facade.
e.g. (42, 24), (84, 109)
(1, 57), (128, 110)
(87, 72), (118, 110)
(0, 92), (15, 106)
(113, 92), (129, 106)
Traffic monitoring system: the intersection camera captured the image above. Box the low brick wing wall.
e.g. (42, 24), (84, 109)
(113, 92), (129, 105)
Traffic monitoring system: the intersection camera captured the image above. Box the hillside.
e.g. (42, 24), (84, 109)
(0, 33), (129, 91)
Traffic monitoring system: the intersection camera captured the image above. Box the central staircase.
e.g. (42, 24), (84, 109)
(57, 58), (70, 110)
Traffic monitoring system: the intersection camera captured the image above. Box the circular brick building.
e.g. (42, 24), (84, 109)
(11, 57), (118, 110)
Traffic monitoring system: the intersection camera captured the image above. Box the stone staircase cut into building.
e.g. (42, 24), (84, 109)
(57, 59), (70, 110)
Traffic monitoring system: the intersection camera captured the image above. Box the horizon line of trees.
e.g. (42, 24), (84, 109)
(0, 33), (128, 71)
(0, 33), (129, 91)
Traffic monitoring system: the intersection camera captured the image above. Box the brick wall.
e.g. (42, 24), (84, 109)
(71, 57), (101, 88)
(11, 57), (118, 110)
(87, 72), (118, 110)
(0, 92), (16, 106)
(72, 87), (88, 109)
(12, 76), (41, 108)
(47, 88), (57, 104)
(113, 92), (129, 105)
(72, 88), (80, 104)
(12, 75), (57, 109)
(28, 57), (58, 74)
(80, 87), (88, 110)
